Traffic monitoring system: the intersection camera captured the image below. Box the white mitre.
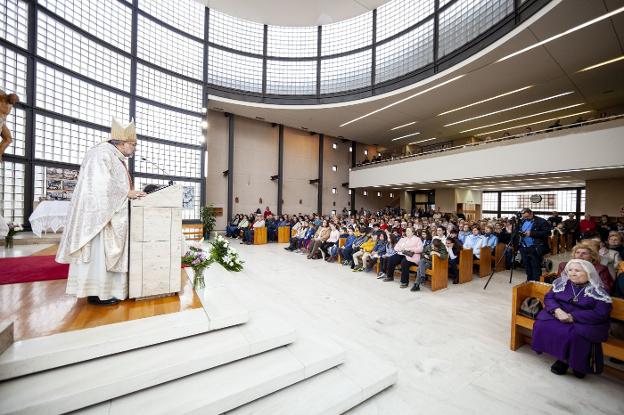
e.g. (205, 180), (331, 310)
(110, 118), (137, 143)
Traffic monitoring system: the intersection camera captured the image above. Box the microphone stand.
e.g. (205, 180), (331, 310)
(483, 215), (522, 290)
(140, 157), (174, 185)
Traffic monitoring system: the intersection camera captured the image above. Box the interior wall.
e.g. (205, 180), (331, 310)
(205, 110), (229, 230)
(282, 127), (319, 215)
(585, 178), (624, 217)
(455, 188), (482, 205)
(322, 136), (351, 215)
(232, 117), (279, 217)
(434, 188), (456, 212)
(355, 189), (400, 213)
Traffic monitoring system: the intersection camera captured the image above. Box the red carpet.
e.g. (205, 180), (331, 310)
(0, 255), (69, 285)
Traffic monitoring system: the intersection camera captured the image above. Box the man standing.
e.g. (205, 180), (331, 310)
(56, 119), (146, 306)
(519, 208), (551, 281)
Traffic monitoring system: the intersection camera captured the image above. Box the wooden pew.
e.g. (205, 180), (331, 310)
(473, 246), (492, 278)
(458, 249), (474, 284)
(277, 226), (291, 243)
(253, 227), (267, 245)
(393, 256), (449, 292)
(182, 223), (203, 241)
(510, 281), (624, 377)
(493, 243), (506, 272)
(549, 236), (558, 256)
(337, 238), (346, 264)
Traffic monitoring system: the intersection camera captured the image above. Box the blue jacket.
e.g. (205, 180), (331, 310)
(463, 234), (485, 258)
(373, 240), (386, 255)
(483, 233), (498, 250)
(343, 235), (356, 249)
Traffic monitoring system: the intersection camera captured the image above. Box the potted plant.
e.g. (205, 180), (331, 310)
(200, 205), (217, 240)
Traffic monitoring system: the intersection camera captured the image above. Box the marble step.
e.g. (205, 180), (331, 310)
(73, 334), (346, 415)
(0, 285), (249, 381)
(225, 346), (398, 415)
(0, 310), (296, 415)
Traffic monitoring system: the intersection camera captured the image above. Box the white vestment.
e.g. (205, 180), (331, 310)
(56, 142), (131, 300)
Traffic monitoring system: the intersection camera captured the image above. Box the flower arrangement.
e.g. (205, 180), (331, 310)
(4, 223), (23, 248)
(210, 234), (244, 272)
(182, 246), (213, 288)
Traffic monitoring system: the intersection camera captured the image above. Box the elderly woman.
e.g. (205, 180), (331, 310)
(532, 259), (612, 378)
(545, 244), (612, 293)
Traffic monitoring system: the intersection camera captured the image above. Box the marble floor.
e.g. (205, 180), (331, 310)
(203, 240), (623, 415)
(1, 242), (622, 414)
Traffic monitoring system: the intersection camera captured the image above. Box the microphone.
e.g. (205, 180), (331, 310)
(140, 157), (174, 185)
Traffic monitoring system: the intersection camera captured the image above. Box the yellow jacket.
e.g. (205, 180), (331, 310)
(360, 239), (376, 253)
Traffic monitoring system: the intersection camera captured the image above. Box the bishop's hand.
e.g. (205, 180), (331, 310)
(128, 190), (147, 199)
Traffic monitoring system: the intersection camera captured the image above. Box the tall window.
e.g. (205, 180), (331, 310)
(0, 0), (204, 224)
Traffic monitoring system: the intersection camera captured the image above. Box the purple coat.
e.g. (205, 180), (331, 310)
(532, 281), (612, 374)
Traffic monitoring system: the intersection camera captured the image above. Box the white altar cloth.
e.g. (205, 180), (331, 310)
(29, 200), (71, 237)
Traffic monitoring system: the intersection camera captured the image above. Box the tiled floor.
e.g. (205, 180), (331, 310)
(203, 241), (623, 415)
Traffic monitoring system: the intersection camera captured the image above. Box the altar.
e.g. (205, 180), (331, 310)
(28, 200), (71, 237)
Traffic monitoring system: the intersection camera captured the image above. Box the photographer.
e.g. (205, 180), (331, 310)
(519, 208), (552, 281)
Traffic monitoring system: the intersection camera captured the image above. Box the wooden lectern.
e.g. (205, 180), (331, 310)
(129, 185), (182, 299)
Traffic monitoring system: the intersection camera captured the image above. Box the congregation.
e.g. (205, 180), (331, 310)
(224, 207), (624, 296)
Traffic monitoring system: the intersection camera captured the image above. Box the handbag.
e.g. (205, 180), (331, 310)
(519, 297), (543, 319)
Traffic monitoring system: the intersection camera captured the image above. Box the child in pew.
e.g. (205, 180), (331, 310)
(445, 237), (463, 284)
(353, 232), (376, 272)
(365, 231), (387, 272)
(412, 238), (448, 292)
(377, 232), (398, 279)
(338, 227), (356, 265)
(349, 227), (369, 269)
(327, 226), (349, 262)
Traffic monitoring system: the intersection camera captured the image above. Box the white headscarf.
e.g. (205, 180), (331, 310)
(553, 259), (612, 303)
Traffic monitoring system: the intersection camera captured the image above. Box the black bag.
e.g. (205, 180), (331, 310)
(519, 297), (543, 319)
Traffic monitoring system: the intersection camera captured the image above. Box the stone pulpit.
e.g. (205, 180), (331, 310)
(129, 185), (182, 299)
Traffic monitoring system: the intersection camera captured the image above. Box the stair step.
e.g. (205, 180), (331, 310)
(0, 285), (249, 381)
(74, 335), (345, 415)
(225, 346), (397, 415)
(0, 311), (295, 415)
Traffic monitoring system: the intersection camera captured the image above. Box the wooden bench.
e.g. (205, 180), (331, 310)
(493, 243), (506, 272)
(253, 227), (267, 245)
(277, 226), (291, 243)
(390, 256), (449, 292)
(337, 238), (347, 264)
(549, 236), (559, 256)
(473, 246), (492, 278)
(458, 249), (474, 284)
(511, 281), (624, 377)
(182, 223), (203, 241)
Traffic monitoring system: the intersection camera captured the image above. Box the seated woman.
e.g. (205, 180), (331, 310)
(463, 226), (485, 259)
(308, 220), (330, 259)
(532, 259), (612, 378)
(377, 232), (397, 279)
(225, 214), (241, 238)
(482, 224), (498, 253)
(413, 238), (448, 291)
(382, 227), (423, 288)
(320, 222), (340, 261)
(458, 224), (471, 244)
(600, 231), (623, 279)
(327, 226), (348, 261)
(546, 243), (613, 293)
(420, 229), (432, 249)
(285, 221), (307, 251)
